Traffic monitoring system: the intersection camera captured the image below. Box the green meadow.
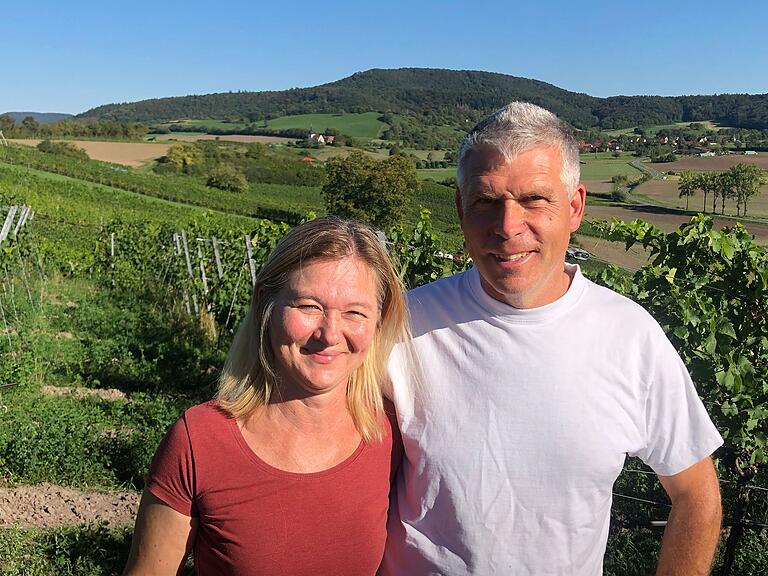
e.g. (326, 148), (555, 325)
(266, 112), (388, 139)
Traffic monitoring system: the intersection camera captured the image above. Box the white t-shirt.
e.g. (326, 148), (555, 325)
(382, 264), (722, 576)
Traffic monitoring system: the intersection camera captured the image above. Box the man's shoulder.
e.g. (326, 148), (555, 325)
(407, 269), (471, 307)
(407, 269), (472, 320)
(580, 275), (667, 336)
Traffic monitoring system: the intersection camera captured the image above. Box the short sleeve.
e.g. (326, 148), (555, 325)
(145, 415), (197, 517)
(630, 336), (723, 476)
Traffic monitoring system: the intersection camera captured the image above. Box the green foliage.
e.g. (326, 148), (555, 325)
(0, 117), (148, 140)
(206, 164), (248, 193)
(165, 142), (203, 172)
(322, 151), (420, 228)
(36, 140), (89, 161)
(0, 524), (132, 576)
(592, 215), (768, 476)
(387, 209), (469, 289)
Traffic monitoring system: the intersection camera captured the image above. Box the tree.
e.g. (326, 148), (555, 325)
(322, 151), (419, 228)
(0, 114), (15, 135)
(21, 116), (40, 136)
(677, 171), (696, 211)
(728, 163), (765, 217)
(166, 142), (203, 173)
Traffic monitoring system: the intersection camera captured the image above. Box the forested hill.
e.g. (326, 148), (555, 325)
(77, 68), (768, 131)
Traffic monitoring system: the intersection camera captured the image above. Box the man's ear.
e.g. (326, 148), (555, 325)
(455, 188), (464, 223)
(569, 183), (587, 233)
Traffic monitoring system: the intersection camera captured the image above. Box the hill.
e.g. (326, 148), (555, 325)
(3, 111), (74, 124)
(77, 68), (768, 132)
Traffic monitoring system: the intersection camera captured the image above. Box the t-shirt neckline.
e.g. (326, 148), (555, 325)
(465, 263), (587, 324)
(226, 413), (366, 480)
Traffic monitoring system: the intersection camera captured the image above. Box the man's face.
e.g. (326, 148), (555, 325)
(457, 144), (585, 309)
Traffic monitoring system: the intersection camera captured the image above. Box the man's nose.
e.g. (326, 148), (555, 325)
(495, 200), (525, 238)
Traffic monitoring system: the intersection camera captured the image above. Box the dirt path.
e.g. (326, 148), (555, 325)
(0, 483), (140, 529)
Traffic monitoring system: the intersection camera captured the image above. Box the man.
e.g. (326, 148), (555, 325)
(382, 102), (722, 575)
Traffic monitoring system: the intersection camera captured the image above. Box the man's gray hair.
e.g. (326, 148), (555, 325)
(456, 102), (580, 201)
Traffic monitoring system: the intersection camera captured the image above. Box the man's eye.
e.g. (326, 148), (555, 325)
(298, 304), (322, 312)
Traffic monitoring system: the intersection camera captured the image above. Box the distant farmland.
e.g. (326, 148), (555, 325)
(634, 177), (768, 217)
(150, 134), (293, 144)
(265, 112), (387, 139)
(650, 154), (768, 172)
(11, 139), (170, 167)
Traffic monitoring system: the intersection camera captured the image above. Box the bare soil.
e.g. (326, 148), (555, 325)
(650, 154), (768, 172)
(574, 234), (649, 272)
(583, 180), (614, 194)
(585, 204), (768, 245)
(635, 178), (768, 218)
(0, 483), (140, 528)
(11, 139), (170, 167)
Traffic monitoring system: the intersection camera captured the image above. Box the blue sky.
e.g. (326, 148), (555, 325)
(3, 0), (768, 114)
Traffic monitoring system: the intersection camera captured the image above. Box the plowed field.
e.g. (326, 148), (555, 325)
(650, 154), (768, 172)
(12, 139), (170, 167)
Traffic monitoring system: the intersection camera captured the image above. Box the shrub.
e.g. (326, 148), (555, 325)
(206, 165), (248, 193)
(36, 140), (89, 161)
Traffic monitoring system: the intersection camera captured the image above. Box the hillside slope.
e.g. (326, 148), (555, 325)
(77, 68), (768, 131)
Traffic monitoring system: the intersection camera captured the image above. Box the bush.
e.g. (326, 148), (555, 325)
(206, 165), (248, 193)
(36, 140), (89, 161)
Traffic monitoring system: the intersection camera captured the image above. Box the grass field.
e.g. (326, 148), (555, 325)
(407, 149), (447, 161)
(601, 120), (730, 137)
(308, 145), (391, 162)
(579, 152), (642, 182)
(266, 112), (388, 139)
(148, 133), (293, 144)
(418, 168), (455, 181)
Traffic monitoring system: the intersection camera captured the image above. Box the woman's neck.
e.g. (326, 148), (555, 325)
(239, 390), (361, 473)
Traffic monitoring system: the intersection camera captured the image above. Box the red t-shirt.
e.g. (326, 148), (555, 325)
(146, 401), (402, 576)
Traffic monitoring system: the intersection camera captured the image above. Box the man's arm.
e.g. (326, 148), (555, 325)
(656, 456), (722, 576)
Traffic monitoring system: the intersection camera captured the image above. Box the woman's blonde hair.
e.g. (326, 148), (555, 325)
(217, 216), (408, 442)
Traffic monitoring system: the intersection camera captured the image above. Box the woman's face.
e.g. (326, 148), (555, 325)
(270, 256), (380, 398)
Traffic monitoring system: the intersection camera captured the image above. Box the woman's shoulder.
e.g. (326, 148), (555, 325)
(173, 400), (236, 445)
(183, 399), (230, 423)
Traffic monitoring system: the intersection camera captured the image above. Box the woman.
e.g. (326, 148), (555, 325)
(123, 217), (408, 575)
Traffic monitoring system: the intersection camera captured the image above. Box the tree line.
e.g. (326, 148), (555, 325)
(0, 114), (148, 140)
(677, 164), (766, 216)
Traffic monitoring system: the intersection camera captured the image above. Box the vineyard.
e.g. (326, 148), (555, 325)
(0, 143), (766, 574)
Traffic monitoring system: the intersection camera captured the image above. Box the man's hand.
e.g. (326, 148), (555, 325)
(656, 457), (722, 576)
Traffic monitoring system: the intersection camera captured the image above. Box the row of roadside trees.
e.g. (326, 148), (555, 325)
(677, 164), (765, 216)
